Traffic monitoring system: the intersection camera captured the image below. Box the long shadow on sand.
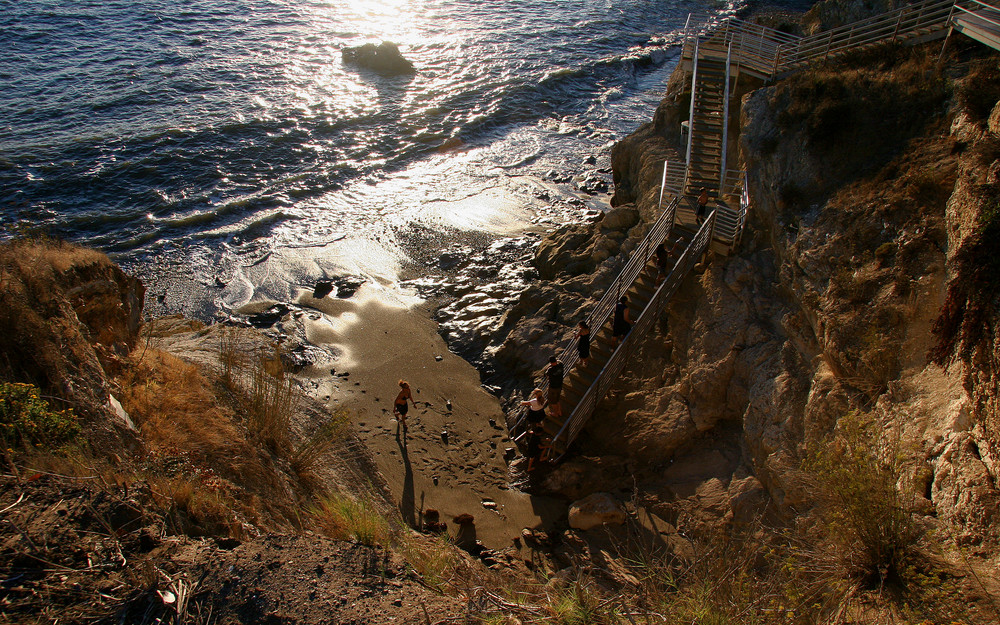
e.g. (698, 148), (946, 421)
(395, 425), (418, 528)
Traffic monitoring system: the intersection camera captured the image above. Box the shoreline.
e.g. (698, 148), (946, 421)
(286, 283), (569, 550)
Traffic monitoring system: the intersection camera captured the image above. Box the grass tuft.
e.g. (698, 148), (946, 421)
(311, 493), (391, 547)
(804, 411), (920, 586)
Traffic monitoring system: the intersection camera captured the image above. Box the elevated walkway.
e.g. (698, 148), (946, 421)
(950, 1), (1000, 51)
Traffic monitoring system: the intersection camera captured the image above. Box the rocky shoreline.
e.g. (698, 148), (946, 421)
(4, 0), (1000, 620)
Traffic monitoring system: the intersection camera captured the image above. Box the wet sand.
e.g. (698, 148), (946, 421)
(296, 283), (566, 550)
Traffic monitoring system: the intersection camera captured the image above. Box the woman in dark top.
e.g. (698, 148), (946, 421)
(612, 295), (631, 345)
(576, 320), (590, 366)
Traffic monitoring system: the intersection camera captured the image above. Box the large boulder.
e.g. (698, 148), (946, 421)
(342, 42), (415, 76)
(568, 492), (626, 530)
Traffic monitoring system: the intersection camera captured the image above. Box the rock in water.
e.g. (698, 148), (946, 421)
(342, 41), (415, 76)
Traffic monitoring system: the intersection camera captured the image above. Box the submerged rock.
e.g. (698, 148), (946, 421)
(342, 41), (415, 76)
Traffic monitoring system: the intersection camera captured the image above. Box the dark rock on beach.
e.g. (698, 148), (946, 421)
(342, 41), (415, 76)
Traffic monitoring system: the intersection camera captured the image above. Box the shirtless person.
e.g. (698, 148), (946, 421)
(393, 380), (413, 430)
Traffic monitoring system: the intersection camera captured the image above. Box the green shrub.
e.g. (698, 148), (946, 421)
(804, 411), (920, 586)
(0, 382), (80, 451)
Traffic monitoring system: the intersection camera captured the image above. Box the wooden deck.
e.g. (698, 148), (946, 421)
(953, 5), (1000, 50)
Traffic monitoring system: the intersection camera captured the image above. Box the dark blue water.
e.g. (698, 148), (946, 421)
(1, 0), (773, 316)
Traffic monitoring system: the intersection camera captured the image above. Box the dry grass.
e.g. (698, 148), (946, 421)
(803, 411), (921, 586)
(772, 43), (949, 207)
(215, 327), (298, 453)
(290, 408), (351, 474)
(113, 346), (304, 535)
(117, 349), (240, 456)
(310, 493), (391, 547)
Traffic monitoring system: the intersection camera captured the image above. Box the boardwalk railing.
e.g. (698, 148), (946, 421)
(688, 0), (964, 80)
(550, 209), (718, 454)
(771, 0), (957, 74)
(509, 162), (681, 436)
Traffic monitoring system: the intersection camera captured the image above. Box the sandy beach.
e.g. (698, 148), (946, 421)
(293, 283), (566, 550)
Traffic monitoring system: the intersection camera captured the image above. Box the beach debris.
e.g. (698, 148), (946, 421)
(246, 304), (289, 328)
(432, 475), (439, 486)
(481, 499), (497, 510)
(445, 399), (452, 411)
(504, 447), (516, 462)
(312, 280), (334, 299)
(434, 355), (443, 361)
(157, 589), (176, 604)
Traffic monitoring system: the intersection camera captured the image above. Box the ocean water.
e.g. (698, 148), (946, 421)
(1, 0), (759, 319)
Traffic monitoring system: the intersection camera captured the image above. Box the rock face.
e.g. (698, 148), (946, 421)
(0, 240), (144, 445)
(498, 37), (1000, 546)
(568, 492), (626, 530)
(342, 42), (415, 76)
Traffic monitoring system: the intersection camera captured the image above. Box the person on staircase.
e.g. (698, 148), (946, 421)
(545, 356), (564, 418)
(655, 241), (670, 282)
(696, 187), (709, 225)
(612, 295), (632, 346)
(575, 320), (591, 367)
(520, 388), (546, 426)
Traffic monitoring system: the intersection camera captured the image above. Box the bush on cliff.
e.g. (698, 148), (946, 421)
(0, 382), (80, 453)
(773, 43), (948, 189)
(804, 411), (920, 586)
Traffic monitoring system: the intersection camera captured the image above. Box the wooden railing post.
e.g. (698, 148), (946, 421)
(892, 5), (906, 39)
(719, 42), (732, 194)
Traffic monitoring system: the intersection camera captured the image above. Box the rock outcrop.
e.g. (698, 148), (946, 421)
(568, 492), (626, 530)
(498, 33), (1000, 546)
(342, 41), (415, 76)
(0, 239), (144, 446)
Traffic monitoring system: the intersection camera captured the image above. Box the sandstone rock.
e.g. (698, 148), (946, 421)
(568, 492), (626, 530)
(727, 476), (768, 524)
(342, 41), (415, 76)
(599, 205), (639, 232)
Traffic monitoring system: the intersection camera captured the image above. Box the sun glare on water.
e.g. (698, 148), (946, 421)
(322, 0), (427, 43)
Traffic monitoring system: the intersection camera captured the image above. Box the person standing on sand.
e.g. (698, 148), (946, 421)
(393, 380), (413, 430)
(696, 187), (709, 225)
(612, 295), (632, 345)
(520, 388), (546, 425)
(575, 320), (590, 366)
(545, 356), (564, 418)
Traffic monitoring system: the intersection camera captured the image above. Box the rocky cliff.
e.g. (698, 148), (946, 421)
(497, 26), (1000, 547)
(0, 237), (144, 449)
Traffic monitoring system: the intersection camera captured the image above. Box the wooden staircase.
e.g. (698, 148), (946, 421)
(538, 226), (695, 458)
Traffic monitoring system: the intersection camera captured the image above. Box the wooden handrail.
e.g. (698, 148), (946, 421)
(551, 209), (719, 454)
(509, 162), (683, 436)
